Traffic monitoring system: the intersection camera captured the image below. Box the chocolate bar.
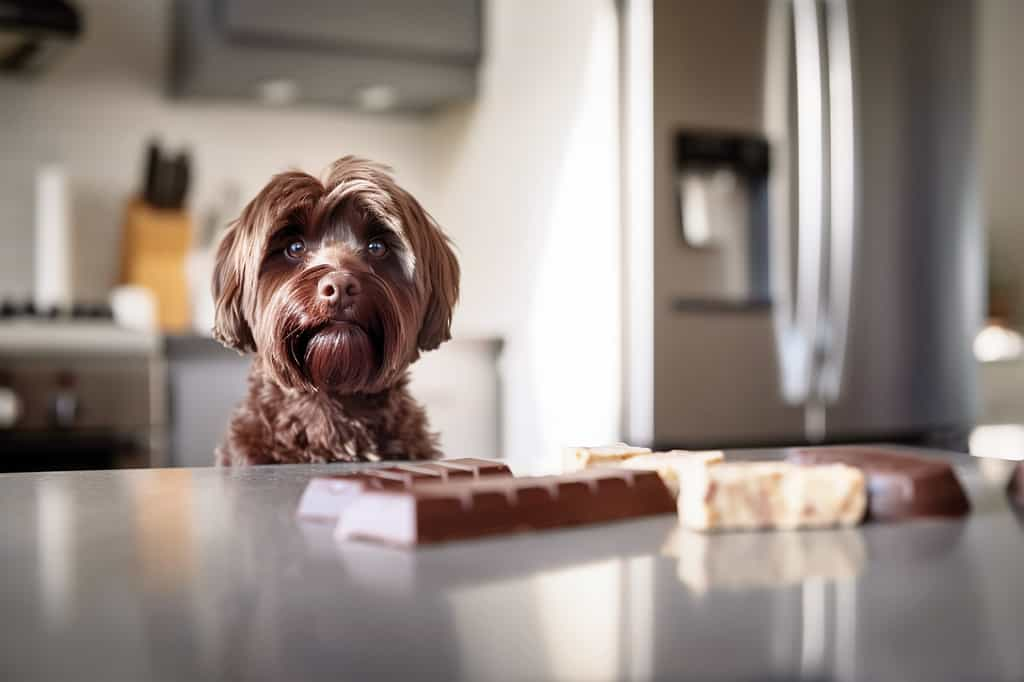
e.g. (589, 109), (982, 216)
(678, 462), (867, 532)
(335, 468), (676, 545)
(297, 458), (512, 521)
(789, 447), (970, 520)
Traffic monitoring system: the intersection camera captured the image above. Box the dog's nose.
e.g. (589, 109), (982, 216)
(318, 272), (361, 305)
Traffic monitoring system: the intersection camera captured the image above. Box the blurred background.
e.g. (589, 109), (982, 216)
(0, 0), (1021, 474)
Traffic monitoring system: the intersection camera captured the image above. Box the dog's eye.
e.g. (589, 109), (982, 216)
(367, 239), (388, 258)
(285, 239), (306, 260)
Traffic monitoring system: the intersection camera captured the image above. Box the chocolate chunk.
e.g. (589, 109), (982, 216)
(788, 447), (970, 521)
(335, 469), (676, 546)
(297, 458), (513, 521)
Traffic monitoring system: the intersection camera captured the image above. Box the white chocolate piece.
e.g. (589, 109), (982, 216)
(620, 450), (724, 495)
(562, 443), (651, 473)
(679, 462), (866, 532)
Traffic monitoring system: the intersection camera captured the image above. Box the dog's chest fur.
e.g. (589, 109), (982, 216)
(217, 360), (440, 465)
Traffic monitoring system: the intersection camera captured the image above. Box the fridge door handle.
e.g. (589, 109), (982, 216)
(773, 0), (828, 405)
(820, 0), (857, 402)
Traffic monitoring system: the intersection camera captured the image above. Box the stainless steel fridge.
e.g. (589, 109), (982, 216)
(620, 0), (983, 448)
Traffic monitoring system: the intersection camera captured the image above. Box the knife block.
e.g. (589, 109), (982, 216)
(119, 200), (192, 332)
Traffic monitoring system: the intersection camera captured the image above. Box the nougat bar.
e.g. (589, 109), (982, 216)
(562, 443), (651, 472)
(678, 462), (867, 532)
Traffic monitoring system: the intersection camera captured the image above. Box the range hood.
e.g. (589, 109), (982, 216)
(171, 0), (481, 113)
(0, 0), (82, 74)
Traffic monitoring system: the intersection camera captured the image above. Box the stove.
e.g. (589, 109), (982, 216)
(0, 311), (166, 472)
(0, 298), (113, 321)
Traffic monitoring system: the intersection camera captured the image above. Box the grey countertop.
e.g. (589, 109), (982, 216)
(2, 449), (1023, 682)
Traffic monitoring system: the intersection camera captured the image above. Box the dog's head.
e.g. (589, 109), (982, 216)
(211, 156), (459, 394)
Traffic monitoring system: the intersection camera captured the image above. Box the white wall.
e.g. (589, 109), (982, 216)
(0, 0), (623, 471)
(428, 0), (622, 473)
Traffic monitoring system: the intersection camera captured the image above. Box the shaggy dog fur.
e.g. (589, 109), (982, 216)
(211, 157), (459, 465)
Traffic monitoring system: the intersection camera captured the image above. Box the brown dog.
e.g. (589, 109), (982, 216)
(211, 157), (459, 465)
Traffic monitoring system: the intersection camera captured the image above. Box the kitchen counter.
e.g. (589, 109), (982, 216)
(2, 450), (1023, 681)
(0, 320), (160, 356)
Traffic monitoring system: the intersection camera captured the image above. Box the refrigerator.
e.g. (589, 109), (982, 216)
(621, 0), (983, 449)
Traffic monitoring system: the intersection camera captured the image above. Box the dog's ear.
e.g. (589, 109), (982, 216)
(417, 221), (460, 352)
(211, 221), (256, 352)
(211, 170), (321, 352)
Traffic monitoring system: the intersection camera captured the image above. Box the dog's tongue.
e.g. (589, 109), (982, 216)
(304, 323), (377, 391)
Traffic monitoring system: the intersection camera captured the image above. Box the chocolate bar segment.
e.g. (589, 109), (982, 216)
(297, 458), (512, 521)
(788, 447), (970, 520)
(335, 469), (676, 545)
